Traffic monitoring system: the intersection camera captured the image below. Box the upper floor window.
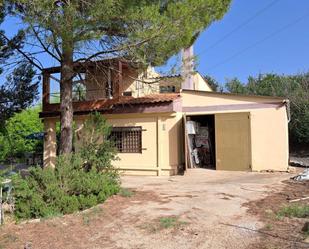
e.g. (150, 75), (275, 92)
(160, 85), (176, 93)
(110, 127), (142, 153)
(123, 91), (132, 97)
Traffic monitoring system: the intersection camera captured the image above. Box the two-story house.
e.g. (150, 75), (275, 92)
(40, 56), (290, 176)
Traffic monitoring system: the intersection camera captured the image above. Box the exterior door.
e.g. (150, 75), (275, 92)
(215, 113), (251, 171)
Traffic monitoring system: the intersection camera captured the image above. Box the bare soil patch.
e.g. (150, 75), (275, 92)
(245, 180), (309, 249)
(0, 170), (297, 249)
(0, 190), (166, 249)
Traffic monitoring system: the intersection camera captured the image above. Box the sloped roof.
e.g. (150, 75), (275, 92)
(113, 93), (179, 105)
(87, 93), (180, 111)
(181, 89), (286, 101)
(40, 93), (180, 118)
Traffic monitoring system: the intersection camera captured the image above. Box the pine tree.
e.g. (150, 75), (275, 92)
(6, 0), (231, 154)
(0, 5), (38, 129)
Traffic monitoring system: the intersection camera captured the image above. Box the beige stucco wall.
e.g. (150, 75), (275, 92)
(156, 112), (184, 175)
(43, 112), (183, 176)
(42, 90), (289, 175)
(105, 112), (183, 175)
(249, 107), (289, 171)
(155, 72), (213, 93)
(123, 66), (160, 97)
(122, 68), (213, 96)
(193, 73), (213, 91)
(181, 91), (289, 172)
(181, 90), (283, 106)
(83, 65), (212, 99)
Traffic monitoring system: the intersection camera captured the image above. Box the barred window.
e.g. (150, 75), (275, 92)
(160, 85), (176, 93)
(110, 127), (142, 153)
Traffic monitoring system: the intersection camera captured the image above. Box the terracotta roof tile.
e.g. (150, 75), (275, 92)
(95, 93), (179, 110)
(113, 93), (180, 106)
(40, 93), (180, 117)
(68, 93), (180, 112)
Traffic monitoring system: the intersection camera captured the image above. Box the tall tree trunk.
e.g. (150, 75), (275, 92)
(59, 47), (74, 154)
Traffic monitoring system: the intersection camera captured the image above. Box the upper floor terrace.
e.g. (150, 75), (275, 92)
(41, 58), (212, 116)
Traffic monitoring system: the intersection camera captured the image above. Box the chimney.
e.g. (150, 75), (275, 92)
(181, 45), (194, 90)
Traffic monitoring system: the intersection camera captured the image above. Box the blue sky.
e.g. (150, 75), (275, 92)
(194, 0), (309, 83)
(1, 0), (309, 87)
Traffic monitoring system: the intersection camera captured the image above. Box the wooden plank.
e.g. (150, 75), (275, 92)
(42, 72), (50, 109)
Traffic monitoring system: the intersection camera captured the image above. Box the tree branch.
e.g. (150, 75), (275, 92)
(30, 25), (61, 62)
(0, 32), (43, 71)
(75, 36), (157, 63)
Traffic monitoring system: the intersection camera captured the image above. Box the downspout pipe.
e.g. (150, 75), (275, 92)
(283, 99), (291, 123)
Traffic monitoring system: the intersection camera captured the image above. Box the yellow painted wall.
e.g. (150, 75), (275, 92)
(157, 112), (184, 175)
(193, 73), (213, 91)
(181, 90), (284, 106)
(108, 116), (158, 170)
(42, 90), (288, 175)
(84, 65), (212, 99)
(43, 112), (183, 176)
(155, 72), (213, 93)
(249, 107), (289, 171)
(181, 91), (289, 172)
(104, 113), (183, 175)
(123, 66), (160, 97)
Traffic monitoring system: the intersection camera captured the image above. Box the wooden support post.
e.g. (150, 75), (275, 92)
(107, 67), (112, 99)
(42, 72), (50, 109)
(116, 61), (123, 98)
(43, 119), (57, 168)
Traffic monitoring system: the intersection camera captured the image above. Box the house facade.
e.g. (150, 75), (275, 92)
(40, 59), (289, 175)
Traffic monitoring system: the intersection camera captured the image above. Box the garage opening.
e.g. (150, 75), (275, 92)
(185, 115), (216, 169)
(184, 112), (251, 171)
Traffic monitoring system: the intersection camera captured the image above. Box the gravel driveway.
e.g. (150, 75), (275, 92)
(1, 169), (292, 249)
(119, 169), (291, 249)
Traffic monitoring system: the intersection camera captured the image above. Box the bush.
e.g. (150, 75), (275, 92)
(225, 73), (309, 146)
(12, 113), (120, 220)
(277, 204), (309, 219)
(0, 106), (43, 161)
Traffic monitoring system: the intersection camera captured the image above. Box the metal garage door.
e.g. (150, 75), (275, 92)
(215, 113), (251, 171)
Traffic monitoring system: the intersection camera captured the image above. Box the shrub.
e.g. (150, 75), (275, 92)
(277, 204), (309, 219)
(12, 113), (120, 220)
(225, 72), (309, 146)
(119, 188), (134, 197)
(0, 106), (43, 161)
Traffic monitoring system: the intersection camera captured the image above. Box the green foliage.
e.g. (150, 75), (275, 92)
(6, 0), (231, 154)
(276, 204), (309, 219)
(76, 112), (118, 172)
(225, 73), (309, 145)
(7, 0), (231, 66)
(0, 106), (43, 161)
(12, 113), (120, 220)
(0, 62), (38, 129)
(264, 223), (273, 230)
(81, 206), (104, 226)
(203, 75), (222, 92)
(159, 217), (178, 229)
(225, 78), (247, 94)
(159, 216), (187, 229)
(119, 188), (134, 198)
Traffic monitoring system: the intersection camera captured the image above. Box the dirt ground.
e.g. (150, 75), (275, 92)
(246, 179), (309, 249)
(0, 169), (307, 249)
